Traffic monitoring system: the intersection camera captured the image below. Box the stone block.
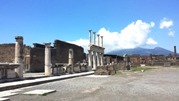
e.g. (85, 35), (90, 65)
(164, 62), (171, 67)
(107, 66), (114, 71)
(7, 69), (16, 79)
(73, 66), (81, 73)
(102, 65), (108, 70)
(87, 66), (92, 71)
(80, 66), (88, 72)
(109, 70), (116, 75)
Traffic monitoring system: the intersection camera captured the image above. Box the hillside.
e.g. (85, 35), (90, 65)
(108, 47), (174, 56)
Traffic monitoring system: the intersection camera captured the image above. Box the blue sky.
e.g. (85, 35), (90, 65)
(0, 0), (178, 53)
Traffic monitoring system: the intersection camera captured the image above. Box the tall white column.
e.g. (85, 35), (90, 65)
(101, 36), (103, 47)
(93, 32), (96, 45)
(44, 43), (52, 76)
(97, 34), (100, 46)
(100, 53), (104, 66)
(89, 30), (92, 45)
(68, 49), (74, 73)
(88, 50), (92, 67)
(15, 36), (24, 78)
(93, 51), (97, 70)
(97, 52), (100, 66)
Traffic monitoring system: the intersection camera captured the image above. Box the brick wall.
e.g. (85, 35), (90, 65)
(54, 40), (84, 64)
(0, 44), (15, 63)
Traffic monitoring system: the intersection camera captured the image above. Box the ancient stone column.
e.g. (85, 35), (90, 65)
(44, 43), (52, 76)
(97, 34), (100, 46)
(97, 52), (101, 66)
(100, 53), (104, 66)
(101, 36), (103, 47)
(68, 49), (74, 73)
(88, 50), (92, 67)
(15, 36), (24, 78)
(174, 46), (177, 60)
(89, 30), (92, 45)
(93, 32), (96, 45)
(93, 51), (97, 70)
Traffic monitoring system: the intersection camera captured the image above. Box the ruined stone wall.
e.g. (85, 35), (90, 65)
(29, 48), (45, 72)
(54, 40), (84, 64)
(0, 40), (85, 72)
(0, 44), (15, 63)
(29, 40), (85, 72)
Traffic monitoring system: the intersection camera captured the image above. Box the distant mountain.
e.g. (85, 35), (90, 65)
(108, 47), (174, 56)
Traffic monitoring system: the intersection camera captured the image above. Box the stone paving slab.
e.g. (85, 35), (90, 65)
(0, 71), (94, 91)
(23, 89), (56, 96)
(0, 98), (10, 101)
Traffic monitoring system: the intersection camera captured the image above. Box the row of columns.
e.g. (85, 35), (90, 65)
(88, 30), (103, 47)
(88, 30), (104, 70)
(88, 50), (104, 70)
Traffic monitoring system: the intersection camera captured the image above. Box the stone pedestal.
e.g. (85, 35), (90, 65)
(44, 43), (52, 76)
(15, 36), (24, 78)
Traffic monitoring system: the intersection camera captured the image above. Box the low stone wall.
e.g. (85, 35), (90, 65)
(52, 63), (89, 75)
(95, 65), (117, 75)
(0, 63), (19, 81)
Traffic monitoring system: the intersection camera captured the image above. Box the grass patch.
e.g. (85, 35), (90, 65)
(131, 66), (154, 72)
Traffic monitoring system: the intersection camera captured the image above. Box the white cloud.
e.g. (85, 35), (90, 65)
(151, 22), (155, 27)
(70, 20), (155, 53)
(68, 39), (89, 52)
(168, 30), (175, 37)
(146, 38), (158, 45)
(160, 18), (173, 29)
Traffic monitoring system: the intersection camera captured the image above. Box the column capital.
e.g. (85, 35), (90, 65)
(15, 36), (23, 41)
(44, 42), (51, 47)
(89, 29), (92, 32)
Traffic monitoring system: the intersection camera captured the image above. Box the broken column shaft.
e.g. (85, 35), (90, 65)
(15, 36), (24, 78)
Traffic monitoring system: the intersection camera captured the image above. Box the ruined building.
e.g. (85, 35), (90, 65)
(0, 40), (85, 72)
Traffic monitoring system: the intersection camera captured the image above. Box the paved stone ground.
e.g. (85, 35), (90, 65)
(4, 67), (179, 101)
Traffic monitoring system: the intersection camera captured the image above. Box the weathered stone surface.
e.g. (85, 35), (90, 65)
(107, 66), (114, 71)
(73, 66), (81, 73)
(164, 62), (171, 67)
(7, 69), (16, 78)
(95, 65), (117, 75)
(109, 70), (116, 75)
